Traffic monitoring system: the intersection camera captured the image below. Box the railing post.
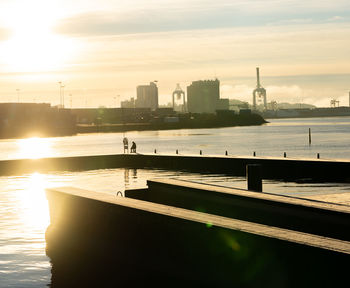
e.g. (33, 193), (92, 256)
(246, 164), (262, 192)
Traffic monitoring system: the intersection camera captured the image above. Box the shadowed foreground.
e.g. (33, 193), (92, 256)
(46, 187), (350, 287)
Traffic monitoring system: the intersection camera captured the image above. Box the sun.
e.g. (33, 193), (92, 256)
(0, 0), (75, 73)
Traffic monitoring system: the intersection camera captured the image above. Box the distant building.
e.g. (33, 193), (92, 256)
(0, 103), (76, 138)
(187, 79), (229, 113)
(121, 97), (135, 108)
(71, 107), (151, 124)
(216, 99), (229, 111)
(136, 82), (158, 110)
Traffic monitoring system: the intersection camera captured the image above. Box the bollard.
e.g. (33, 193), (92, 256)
(154, 149), (157, 154)
(309, 128), (312, 145)
(200, 150), (202, 155)
(246, 164), (262, 192)
(225, 151), (228, 156)
(284, 152), (286, 158)
(253, 151), (256, 157)
(176, 149), (178, 154)
(317, 153), (320, 159)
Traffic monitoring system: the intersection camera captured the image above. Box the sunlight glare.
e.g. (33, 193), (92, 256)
(17, 137), (53, 159)
(0, 0), (76, 72)
(18, 173), (50, 231)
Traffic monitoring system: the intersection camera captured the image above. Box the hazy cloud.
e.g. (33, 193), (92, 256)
(54, 0), (350, 37)
(327, 16), (345, 22)
(2, 0), (350, 108)
(220, 81), (349, 108)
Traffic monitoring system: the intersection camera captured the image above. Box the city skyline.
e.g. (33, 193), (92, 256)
(0, 0), (349, 107)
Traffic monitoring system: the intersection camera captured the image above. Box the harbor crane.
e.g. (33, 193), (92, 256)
(172, 84), (186, 112)
(330, 99), (340, 108)
(253, 67), (267, 110)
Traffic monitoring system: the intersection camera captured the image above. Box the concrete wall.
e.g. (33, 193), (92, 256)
(126, 179), (350, 241)
(2, 153), (350, 183)
(46, 187), (350, 287)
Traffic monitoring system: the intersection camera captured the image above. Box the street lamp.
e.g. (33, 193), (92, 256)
(58, 82), (65, 108)
(62, 84), (65, 108)
(58, 82), (62, 107)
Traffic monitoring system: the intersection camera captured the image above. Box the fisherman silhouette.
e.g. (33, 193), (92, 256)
(123, 137), (128, 153)
(130, 141), (137, 153)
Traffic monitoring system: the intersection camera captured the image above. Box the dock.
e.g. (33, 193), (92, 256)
(2, 153), (350, 182)
(46, 182), (350, 287)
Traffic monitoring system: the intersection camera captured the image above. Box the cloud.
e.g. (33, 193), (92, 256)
(219, 76), (350, 108)
(54, 0), (350, 37)
(327, 16), (345, 22)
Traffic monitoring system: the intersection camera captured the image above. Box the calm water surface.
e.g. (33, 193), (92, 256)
(1, 117), (350, 287)
(0, 116), (350, 160)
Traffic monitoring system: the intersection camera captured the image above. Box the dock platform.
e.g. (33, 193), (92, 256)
(46, 184), (350, 287)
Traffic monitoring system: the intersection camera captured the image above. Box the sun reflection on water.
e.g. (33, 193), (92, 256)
(17, 173), (50, 232)
(16, 137), (53, 159)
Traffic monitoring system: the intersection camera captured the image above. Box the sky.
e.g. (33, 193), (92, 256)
(0, 0), (349, 108)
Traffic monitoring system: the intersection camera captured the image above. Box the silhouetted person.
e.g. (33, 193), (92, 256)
(123, 137), (128, 153)
(130, 141), (137, 153)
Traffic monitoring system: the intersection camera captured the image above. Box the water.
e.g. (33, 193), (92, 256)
(1, 117), (350, 160)
(1, 116), (350, 287)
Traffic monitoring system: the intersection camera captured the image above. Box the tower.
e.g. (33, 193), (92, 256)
(136, 82), (158, 110)
(252, 67), (267, 110)
(187, 79), (220, 113)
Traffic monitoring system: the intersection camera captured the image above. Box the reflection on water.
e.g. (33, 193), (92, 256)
(0, 172), (51, 287)
(0, 116), (350, 161)
(1, 166), (350, 287)
(17, 173), (50, 231)
(16, 137), (53, 159)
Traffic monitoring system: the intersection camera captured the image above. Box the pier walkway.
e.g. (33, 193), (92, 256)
(45, 184), (350, 287)
(2, 153), (350, 182)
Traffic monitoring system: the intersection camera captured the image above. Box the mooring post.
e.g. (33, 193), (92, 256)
(246, 164), (262, 192)
(309, 128), (312, 145)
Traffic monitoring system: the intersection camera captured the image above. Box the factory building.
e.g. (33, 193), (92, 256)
(0, 103), (76, 138)
(135, 82), (158, 110)
(187, 79), (229, 113)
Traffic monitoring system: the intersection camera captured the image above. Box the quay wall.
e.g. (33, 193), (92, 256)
(2, 153), (350, 182)
(126, 179), (350, 241)
(46, 187), (350, 287)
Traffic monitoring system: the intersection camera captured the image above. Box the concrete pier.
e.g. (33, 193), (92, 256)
(46, 186), (350, 287)
(2, 153), (350, 182)
(126, 179), (350, 241)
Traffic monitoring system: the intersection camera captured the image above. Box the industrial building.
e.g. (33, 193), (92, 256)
(187, 79), (229, 113)
(0, 103), (76, 138)
(121, 97), (135, 108)
(135, 82), (158, 110)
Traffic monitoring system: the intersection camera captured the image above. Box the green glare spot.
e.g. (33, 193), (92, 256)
(206, 222), (213, 228)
